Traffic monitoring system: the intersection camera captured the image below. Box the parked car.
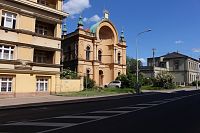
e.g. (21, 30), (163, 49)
(104, 80), (122, 88)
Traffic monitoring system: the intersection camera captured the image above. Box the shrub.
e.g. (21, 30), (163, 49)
(164, 82), (176, 89)
(84, 77), (96, 89)
(153, 72), (175, 89)
(61, 69), (78, 79)
(192, 81), (200, 86)
(142, 77), (153, 86)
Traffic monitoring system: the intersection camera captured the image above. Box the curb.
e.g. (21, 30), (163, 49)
(0, 94), (135, 111)
(1, 89), (196, 111)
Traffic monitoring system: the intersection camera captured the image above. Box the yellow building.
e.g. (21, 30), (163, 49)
(62, 12), (127, 87)
(0, 0), (68, 98)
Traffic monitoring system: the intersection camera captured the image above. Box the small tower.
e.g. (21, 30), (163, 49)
(77, 15), (84, 29)
(120, 28), (126, 42)
(62, 23), (67, 36)
(103, 10), (109, 19)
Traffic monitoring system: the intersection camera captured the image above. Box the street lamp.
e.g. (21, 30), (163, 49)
(136, 29), (152, 94)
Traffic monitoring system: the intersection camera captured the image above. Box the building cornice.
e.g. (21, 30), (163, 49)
(0, 39), (61, 52)
(0, 3), (63, 23)
(0, 59), (61, 68)
(0, 68), (60, 75)
(7, 0), (68, 17)
(29, 62), (62, 68)
(117, 43), (127, 48)
(0, 59), (20, 65)
(0, 26), (62, 41)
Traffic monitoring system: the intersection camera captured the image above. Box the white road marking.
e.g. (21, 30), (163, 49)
(4, 122), (76, 127)
(129, 105), (148, 108)
(148, 101), (164, 104)
(163, 99), (173, 101)
(55, 115), (107, 119)
(136, 103), (158, 106)
(119, 106), (146, 109)
(91, 110), (131, 114)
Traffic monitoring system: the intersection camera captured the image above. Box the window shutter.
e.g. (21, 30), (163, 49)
(12, 19), (16, 29)
(1, 17), (4, 27)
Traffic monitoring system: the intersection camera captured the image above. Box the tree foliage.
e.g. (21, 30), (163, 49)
(152, 72), (175, 89)
(61, 69), (79, 79)
(84, 77), (96, 89)
(126, 56), (143, 74)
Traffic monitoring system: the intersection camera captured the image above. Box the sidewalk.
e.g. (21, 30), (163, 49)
(0, 87), (198, 110)
(0, 93), (132, 110)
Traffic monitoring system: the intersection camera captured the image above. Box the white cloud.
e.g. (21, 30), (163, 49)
(192, 48), (200, 53)
(138, 58), (147, 64)
(63, 0), (91, 16)
(83, 15), (101, 23)
(175, 40), (184, 44)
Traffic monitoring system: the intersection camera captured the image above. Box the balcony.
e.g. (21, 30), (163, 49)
(33, 50), (54, 64)
(35, 20), (56, 37)
(37, 0), (57, 9)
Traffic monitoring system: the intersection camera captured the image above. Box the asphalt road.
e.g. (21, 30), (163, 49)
(0, 90), (200, 133)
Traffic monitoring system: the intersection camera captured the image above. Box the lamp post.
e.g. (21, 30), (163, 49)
(135, 29), (152, 94)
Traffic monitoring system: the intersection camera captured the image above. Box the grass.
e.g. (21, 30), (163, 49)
(141, 86), (164, 90)
(141, 85), (194, 90)
(57, 88), (134, 97)
(57, 85), (194, 97)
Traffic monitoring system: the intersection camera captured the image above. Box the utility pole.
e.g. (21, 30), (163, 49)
(152, 48), (156, 68)
(152, 48), (156, 78)
(197, 75), (199, 89)
(135, 29), (152, 94)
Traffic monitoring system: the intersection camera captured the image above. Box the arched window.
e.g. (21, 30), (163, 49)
(86, 69), (90, 78)
(118, 52), (121, 64)
(86, 46), (90, 60)
(98, 50), (102, 62)
(118, 71), (121, 76)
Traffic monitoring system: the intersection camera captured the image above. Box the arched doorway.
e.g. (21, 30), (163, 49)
(99, 70), (104, 86)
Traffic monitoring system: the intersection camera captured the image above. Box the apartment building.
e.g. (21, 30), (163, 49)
(0, 0), (68, 97)
(141, 52), (200, 85)
(62, 12), (127, 87)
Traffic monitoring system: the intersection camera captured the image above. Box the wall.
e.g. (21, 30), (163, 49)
(59, 78), (84, 92)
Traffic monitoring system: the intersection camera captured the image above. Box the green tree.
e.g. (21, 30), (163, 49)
(126, 56), (143, 74)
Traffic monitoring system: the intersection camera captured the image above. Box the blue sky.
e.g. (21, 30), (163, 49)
(63, 0), (200, 64)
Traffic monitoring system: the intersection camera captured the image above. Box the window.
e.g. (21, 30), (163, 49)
(1, 11), (16, 29)
(118, 72), (121, 76)
(86, 69), (90, 78)
(0, 77), (12, 92)
(35, 23), (48, 36)
(118, 53), (121, 64)
(0, 45), (14, 60)
(86, 46), (90, 60)
(34, 50), (54, 64)
(160, 63), (165, 68)
(37, 0), (48, 6)
(98, 50), (102, 62)
(36, 78), (48, 92)
(37, 0), (56, 9)
(174, 60), (179, 70)
(189, 62), (191, 69)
